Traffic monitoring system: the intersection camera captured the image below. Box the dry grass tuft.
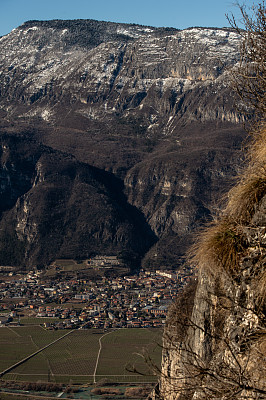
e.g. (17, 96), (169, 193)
(191, 123), (266, 278)
(225, 123), (266, 223)
(226, 176), (266, 224)
(191, 219), (246, 276)
(249, 124), (266, 164)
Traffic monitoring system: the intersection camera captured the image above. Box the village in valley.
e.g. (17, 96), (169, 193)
(0, 256), (194, 330)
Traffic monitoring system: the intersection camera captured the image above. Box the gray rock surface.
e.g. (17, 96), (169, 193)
(158, 194), (266, 399)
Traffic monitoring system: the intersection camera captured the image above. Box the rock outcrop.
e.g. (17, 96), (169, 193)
(156, 125), (266, 398)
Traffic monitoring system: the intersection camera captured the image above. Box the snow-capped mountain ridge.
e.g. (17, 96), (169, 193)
(0, 19), (241, 130)
(0, 19), (246, 268)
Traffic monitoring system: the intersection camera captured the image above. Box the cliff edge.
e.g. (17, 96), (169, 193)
(155, 124), (266, 399)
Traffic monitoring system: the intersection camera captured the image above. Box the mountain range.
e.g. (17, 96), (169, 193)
(0, 19), (247, 269)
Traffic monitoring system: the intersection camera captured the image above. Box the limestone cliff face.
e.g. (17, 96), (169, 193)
(157, 198), (265, 399)
(0, 21), (241, 131)
(156, 127), (266, 398)
(124, 145), (240, 265)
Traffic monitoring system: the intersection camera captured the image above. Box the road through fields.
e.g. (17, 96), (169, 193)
(93, 329), (119, 384)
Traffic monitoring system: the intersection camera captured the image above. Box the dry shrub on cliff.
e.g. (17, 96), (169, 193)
(226, 123), (266, 223)
(225, 0), (266, 224)
(191, 218), (246, 275)
(248, 122), (266, 163)
(226, 175), (266, 223)
(191, 119), (266, 276)
(228, 2), (266, 121)
(190, 34), (266, 272)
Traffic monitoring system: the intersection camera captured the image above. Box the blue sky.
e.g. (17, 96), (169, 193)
(0, 0), (257, 37)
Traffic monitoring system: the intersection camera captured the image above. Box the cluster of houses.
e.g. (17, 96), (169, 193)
(87, 255), (121, 267)
(0, 264), (194, 329)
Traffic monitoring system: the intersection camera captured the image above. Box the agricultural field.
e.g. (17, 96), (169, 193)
(0, 327), (162, 385)
(0, 326), (66, 372)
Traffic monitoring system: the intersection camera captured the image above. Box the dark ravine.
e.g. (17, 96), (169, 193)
(0, 132), (156, 267)
(0, 19), (247, 268)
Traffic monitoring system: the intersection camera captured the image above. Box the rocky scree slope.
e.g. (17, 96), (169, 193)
(0, 20), (247, 268)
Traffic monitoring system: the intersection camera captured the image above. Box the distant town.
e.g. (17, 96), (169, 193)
(0, 256), (194, 330)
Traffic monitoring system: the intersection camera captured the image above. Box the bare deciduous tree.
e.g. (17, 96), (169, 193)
(227, 2), (266, 123)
